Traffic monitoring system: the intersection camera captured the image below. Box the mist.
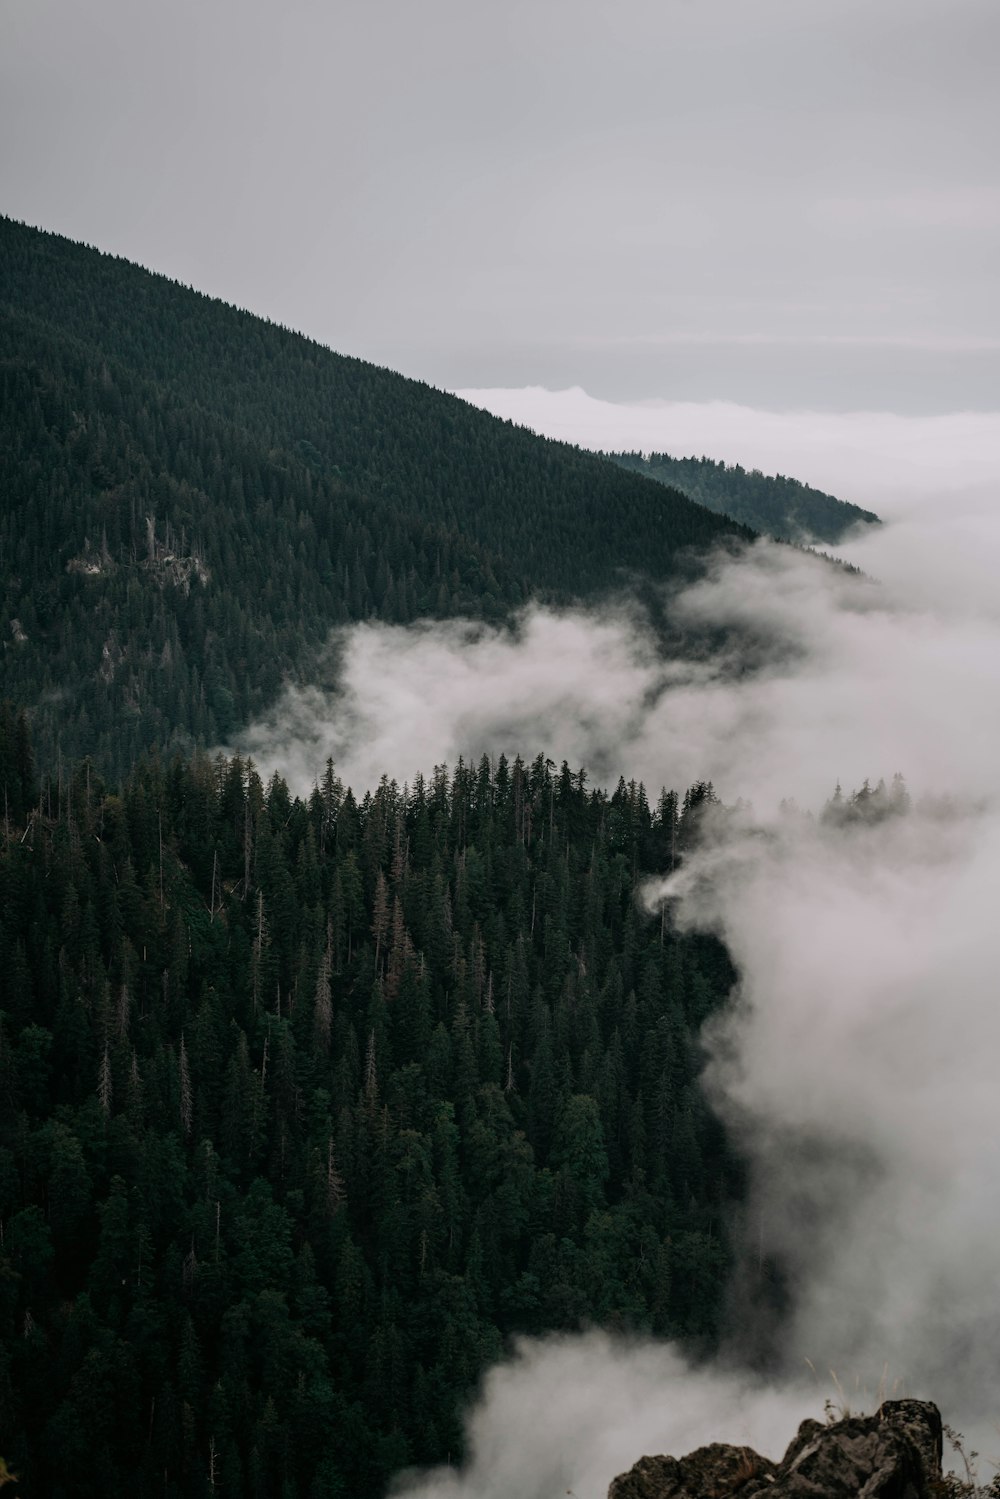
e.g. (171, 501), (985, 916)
(390, 1335), (812, 1499)
(452, 389), (1000, 519)
(387, 788), (1000, 1499)
(233, 519), (1000, 812)
(229, 410), (1000, 1495)
(648, 797), (1000, 1420)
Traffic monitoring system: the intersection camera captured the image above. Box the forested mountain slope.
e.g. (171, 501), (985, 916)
(0, 715), (739, 1498)
(608, 450), (879, 543)
(1, 217), (749, 775)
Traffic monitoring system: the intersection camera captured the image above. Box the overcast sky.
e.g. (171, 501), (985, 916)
(3, 0), (998, 411)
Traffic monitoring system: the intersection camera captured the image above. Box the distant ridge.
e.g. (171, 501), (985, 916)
(0, 216), (751, 773)
(607, 449), (880, 543)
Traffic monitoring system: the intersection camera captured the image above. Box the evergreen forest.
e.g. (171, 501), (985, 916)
(608, 450), (879, 543)
(1, 216), (752, 779)
(0, 710), (740, 1497)
(0, 219), (845, 1499)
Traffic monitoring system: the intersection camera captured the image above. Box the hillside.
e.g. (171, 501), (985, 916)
(0, 218), (750, 775)
(608, 450), (879, 543)
(0, 711), (740, 1497)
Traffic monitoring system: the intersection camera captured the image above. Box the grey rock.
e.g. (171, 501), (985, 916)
(608, 1443), (776, 1499)
(609, 1399), (943, 1499)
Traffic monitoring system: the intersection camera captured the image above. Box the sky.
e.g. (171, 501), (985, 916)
(451, 391), (1000, 513)
(3, 0), (999, 411)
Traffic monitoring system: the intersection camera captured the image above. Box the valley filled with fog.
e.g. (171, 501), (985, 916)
(5, 3), (1000, 1494)
(234, 401), (1000, 1498)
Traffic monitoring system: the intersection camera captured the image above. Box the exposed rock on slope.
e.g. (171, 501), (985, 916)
(609, 1399), (943, 1499)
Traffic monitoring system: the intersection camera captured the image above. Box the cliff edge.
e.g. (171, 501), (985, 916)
(609, 1398), (943, 1499)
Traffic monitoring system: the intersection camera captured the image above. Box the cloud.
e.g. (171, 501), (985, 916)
(233, 518), (1000, 814)
(391, 1335), (812, 1499)
(451, 389), (1000, 519)
(644, 798), (1000, 1429)
(231, 603), (664, 798)
(814, 186), (1000, 235)
(570, 332), (1000, 352)
(231, 409), (1000, 1489)
(7, 0), (999, 408)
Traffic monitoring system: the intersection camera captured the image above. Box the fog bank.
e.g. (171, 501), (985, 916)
(453, 388), (1000, 520)
(647, 798), (1000, 1416)
(231, 415), (1000, 1495)
(233, 516), (1000, 811)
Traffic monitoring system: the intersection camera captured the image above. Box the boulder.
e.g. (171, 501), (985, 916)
(609, 1398), (943, 1499)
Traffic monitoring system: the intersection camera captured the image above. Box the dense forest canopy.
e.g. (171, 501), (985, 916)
(0, 709), (741, 1497)
(608, 450), (879, 544)
(0, 219), (873, 1499)
(0, 217), (752, 778)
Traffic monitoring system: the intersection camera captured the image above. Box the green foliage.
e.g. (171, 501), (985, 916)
(0, 216), (749, 778)
(608, 450), (880, 543)
(0, 723), (743, 1497)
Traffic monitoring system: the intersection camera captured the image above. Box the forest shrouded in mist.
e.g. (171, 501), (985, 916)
(0, 216), (785, 1499)
(0, 215), (760, 781)
(7, 0), (1000, 1487)
(0, 701), (746, 1497)
(3, 215), (976, 1499)
(3, 216), (868, 789)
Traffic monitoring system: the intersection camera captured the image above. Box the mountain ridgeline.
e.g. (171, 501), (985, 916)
(608, 450), (879, 543)
(1, 216), (754, 777)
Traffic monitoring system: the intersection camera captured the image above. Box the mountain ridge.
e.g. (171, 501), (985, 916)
(607, 449), (880, 543)
(1, 215), (752, 776)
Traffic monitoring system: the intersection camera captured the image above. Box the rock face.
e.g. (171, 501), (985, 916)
(609, 1398), (943, 1499)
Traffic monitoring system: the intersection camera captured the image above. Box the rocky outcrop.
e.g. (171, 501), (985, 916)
(609, 1399), (943, 1499)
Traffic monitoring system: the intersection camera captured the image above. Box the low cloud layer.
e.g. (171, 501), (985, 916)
(453, 388), (1000, 520)
(232, 412), (1000, 1494)
(234, 515), (1000, 812)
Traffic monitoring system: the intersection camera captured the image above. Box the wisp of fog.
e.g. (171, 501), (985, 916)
(229, 409), (1000, 1496)
(453, 389), (1000, 518)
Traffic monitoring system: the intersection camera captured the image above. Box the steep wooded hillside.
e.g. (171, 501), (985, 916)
(1, 218), (748, 775)
(608, 450), (879, 543)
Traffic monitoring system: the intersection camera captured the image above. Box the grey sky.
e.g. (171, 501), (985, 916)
(3, 0), (998, 410)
